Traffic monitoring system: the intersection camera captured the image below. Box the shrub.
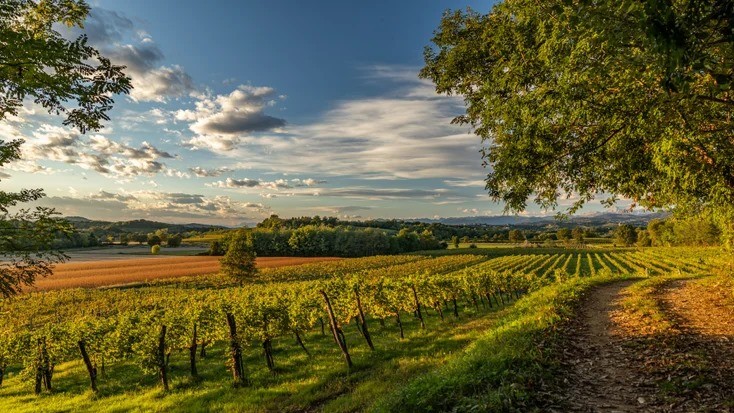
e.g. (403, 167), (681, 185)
(151, 245), (161, 255)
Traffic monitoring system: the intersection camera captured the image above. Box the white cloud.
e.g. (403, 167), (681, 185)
(20, 125), (176, 178)
(181, 85), (287, 151)
(187, 68), (485, 183)
(189, 166), (231, 177)
(208, 177), (326, 191)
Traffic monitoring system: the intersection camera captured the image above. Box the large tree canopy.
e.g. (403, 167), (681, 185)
(0, 0), (131, 297)
(0, 0), (131, 132)
(422, 1), (734, 216)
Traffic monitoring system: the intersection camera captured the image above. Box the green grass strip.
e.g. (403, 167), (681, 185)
(373, 274), (633, 412)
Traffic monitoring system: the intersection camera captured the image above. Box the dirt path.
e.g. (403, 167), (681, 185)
(562, 277), (734, 412)
(563, 280), (653, 412)
(656, 279), (734, 410)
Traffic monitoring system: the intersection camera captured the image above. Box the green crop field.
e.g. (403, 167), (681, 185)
(0, 246), (720, 412)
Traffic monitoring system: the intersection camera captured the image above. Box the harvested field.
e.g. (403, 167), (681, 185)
(28, 256), (342, 291)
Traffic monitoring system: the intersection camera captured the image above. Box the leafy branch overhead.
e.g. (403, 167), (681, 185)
(0, 0), (131, 297)
(422, 0), (734, 215)
(0, 0), (131, 133)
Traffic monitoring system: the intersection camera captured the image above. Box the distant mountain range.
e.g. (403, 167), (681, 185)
(64, 211), (667, 234)
(64, 217), (228, 233)
(413, 211), (669, 228)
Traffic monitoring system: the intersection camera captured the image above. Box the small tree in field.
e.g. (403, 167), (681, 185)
(614, 224), (638, 247)
(221, 230), (258, 284)
(151, 245), (161, 255)
(451, 236), (459, 249)
(556, 228), (572, 242)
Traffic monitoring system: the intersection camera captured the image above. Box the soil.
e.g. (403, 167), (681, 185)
(562, 280), (652, 412)
(561, 278), (734, 412)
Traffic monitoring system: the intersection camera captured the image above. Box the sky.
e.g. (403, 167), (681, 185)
(1, 0), (621, 226)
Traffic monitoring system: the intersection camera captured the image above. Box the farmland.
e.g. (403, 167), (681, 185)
(28, 256), (343, 291)
(0, 246), (725, 412)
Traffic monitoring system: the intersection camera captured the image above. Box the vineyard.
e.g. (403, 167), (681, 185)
(0, 247), (720, 412)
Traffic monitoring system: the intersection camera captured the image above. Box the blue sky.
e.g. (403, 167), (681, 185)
(1, 1), (620, 225)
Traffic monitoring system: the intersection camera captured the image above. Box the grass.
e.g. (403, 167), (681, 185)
(373, 274), (632, 412)
(0, 296), (511, 412)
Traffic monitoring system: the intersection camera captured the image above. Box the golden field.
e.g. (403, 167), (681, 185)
(28, 256), (341, 291)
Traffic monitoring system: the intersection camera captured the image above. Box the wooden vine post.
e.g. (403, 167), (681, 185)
(78, 339), (98, 392)
(320, 290), (353, 368)
(157, 325), (169, 391)
(410, 285), (425, 329)
(225, 312), (247, 387)
(189, 323), (198, 377)
(354, 288), (375, 351)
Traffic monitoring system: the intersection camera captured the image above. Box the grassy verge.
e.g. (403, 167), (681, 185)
(373, 274), (633, 412)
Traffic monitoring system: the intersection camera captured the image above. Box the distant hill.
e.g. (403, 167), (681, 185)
(414, 211), (669, 228)
(64, 217), (228, 234)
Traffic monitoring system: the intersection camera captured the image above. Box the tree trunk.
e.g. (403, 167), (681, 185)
(410, 286), (425, 329)
(320, 290), (353, 368)
(225, 312), (247, 387)
(189, 323), (198, 377)
(0, 364), (4, 387)
(78, 340), (98, 392)
(319, 317), (325, 335)
(452, 298), (459, 318)
(395, 311), (404, 339)
(293, 329), (310, 356)
(355, 289), (375, 351)
(158, 325), (169, 391)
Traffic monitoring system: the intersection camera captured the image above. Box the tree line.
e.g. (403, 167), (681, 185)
(209, 225), (446, 258)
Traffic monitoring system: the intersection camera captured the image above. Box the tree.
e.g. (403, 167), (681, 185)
(147, 235), (162, 247)
(556, 228), (572, 242)
(1, 0), (131, 132)
(422, 2), (734, 238)
(614, 224), (638, 247)
(571, 227), (585, 243)
(637, 230), (652, 247)
(154, 229), (169, 243)
(167, 234), (182, 248)
(0, 1), (130, 297)
(119, 233), (129, 246)
(508, 229), (524, 243)
(151, 245), (160, 255)
(131, 233), (147, 245)
(220, 230), (258, 284)
(451, 235), (459, 249)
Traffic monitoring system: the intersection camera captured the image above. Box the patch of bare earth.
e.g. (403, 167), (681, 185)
(561, 280), (658, 412)
(560, 278), (734, 412)
(654, 279), (734, 411)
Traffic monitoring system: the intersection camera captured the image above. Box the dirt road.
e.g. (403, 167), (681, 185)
(562, 277), (734, 412)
